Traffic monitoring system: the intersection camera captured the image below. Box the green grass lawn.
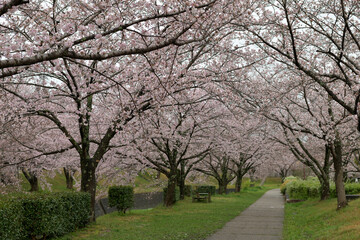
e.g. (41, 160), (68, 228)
(283, 198), (360, 240)
(58, 186), (274, 240)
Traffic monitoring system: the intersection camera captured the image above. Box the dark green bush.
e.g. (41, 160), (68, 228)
(0, 196), (24, 240)
(23, 192), (90, 239)
(109, 186), (134, 213)
(329, 183), (360, 197)
(0, 192), (90, 240)
(345, 183), (360, 195)
(184, 185), (192, 197)
(196, 185), (216, 195)
(163, 186), (180, 202)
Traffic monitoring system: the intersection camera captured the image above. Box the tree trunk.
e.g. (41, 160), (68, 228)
(178, 178), (185, 200)
(218, 181), (227, 194)
(64, 167), (74, 190)
(280, 169), (287, 183)
(249, 172), (255, 182)
(164, 170), (177, 207)
(30, 176), (39, 192)
(178, 162), (186, 200)
(22, 169), (39, 192)
(320, 144), (331, 201)
(319, 178), (330, 200)
(333, 139), (347, 209)
(235, 176), (242, 193)
(80, 159), (97, 222)
(66, 175), (74, 190)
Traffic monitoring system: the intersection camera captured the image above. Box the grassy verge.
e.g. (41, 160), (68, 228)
(283, 198), (360, 240)
(58, 186), (274, 240)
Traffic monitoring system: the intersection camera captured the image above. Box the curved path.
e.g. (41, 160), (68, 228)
(206, 189), (284, 240)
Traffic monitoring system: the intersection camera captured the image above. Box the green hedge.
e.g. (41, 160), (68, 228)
(280, 176), (298, 195)
(109, 186), (134, 213)
(196, 185), (216, 195)
(0, 196), (24, 240)
(163, 186), (180, 202)
(329, 183), (360, 198)
(345, 183), (360, 195)
(286, 179), (320, 200)
(0, 192), (90, 240)
(283, 177), (360, 200)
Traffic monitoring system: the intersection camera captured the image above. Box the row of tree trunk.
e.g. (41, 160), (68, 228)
(21, 167), (76, 192)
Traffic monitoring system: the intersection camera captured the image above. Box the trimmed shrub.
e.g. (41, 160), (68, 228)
(163, 186), (180, 202)
(345, 183), (360, 195)
(184, 185), (192, 197)
(283, 177), (360, 200)
(196, 185), (216, 195)
(0, 192), (90, 240)
(329, 183), (360, 197)
(280, 176), (298, 195)
(287, 180), (307, 200)
(0, 196), (24, 240)
(307, 183), (320, 198)
(22, 192), (90, 238)
(286, 179), (321, 200)
(109, 186), (134, 213)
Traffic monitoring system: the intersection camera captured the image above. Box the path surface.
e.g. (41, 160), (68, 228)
(206, 189), (284, 240)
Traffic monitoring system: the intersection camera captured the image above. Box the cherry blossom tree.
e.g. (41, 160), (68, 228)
(0, 0), (250, 220)
(271, 148), (297, 183)
(0, 112), (74, 192)
(231, 151), (261, 192)
(230, 0), (360, 208)
(0, 0), (230, 74)
(196, 152), (235, 194)
(126, 97), (218, 205)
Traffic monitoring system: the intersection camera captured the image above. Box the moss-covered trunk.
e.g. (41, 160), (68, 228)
(22, 169), (39, 192)
(64, 167), (75, 190)
(319, 178), (330, 200)
(333, 138), (347, 209)
(218, 180), (228, 194)
(235, 176), (242, 193)
(29, 175), (39, 192)
(80, 158), (97, 222)
(178, 178), (185, 200)
(164, 170), (177, 207)
(178, 162), (186, 200)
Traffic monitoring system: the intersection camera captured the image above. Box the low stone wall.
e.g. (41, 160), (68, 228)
(95, 191), (163, 218)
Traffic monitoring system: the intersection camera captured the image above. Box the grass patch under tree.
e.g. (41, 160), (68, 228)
(58, 186), (275, 240)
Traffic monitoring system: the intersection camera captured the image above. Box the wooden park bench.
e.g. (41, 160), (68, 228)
(192, 192), (211, 203)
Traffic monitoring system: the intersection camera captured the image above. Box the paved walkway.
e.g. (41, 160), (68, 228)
(206, 189), (284, 240)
